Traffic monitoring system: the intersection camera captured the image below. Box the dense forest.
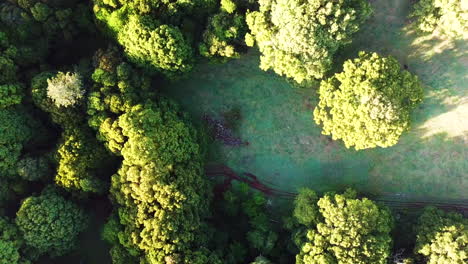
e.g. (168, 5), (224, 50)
(0, 0), (467, 264)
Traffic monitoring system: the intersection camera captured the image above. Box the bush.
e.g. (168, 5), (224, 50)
(15, 187), (89, 258)
(47, 71), (84, 108)
(314, 52), (423, 150)
(410, 0), (467, 39)
(246, 0), (372, 83)
(414, 206), (467, 264)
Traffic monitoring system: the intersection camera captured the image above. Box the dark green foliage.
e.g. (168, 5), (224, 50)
(246, 0), (372, 83)
(293, 189), (393, 264)
(0, 31), (23, 108)
(15, 187), (89, 258)
(208, 183), (279, 263)
(0, 108), (34, 178)
(314, 52), (423, 150)
(0, 216), (29, 264)
(17, 156), (50, 182)
(414, 206), (467, 264)
(199, 3), (247, 61)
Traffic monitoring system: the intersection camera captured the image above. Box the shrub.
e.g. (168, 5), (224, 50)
(314, 52), (423, 150)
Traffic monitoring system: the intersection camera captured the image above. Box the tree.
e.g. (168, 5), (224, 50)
(410, 0), (467, 39)
(0, 108), (34, 178)
(314, 52), (423, 150)
(199, 0), (248, 61)
(0, 216), (28, 264)
(294, 189), (393, 264)
(32, 71), (112, 195)
(246, 0), (372, 84)
(117, 15), (193, 76)
(47, 71), (84, 108)
(16, 156), (50, 182)
(108, 101), (211, 263)
(15, 187), (89, 258)
(0, 31), (23, 108)
(414, 206), (467, 264)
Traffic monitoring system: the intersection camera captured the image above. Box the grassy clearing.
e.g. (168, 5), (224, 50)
(163, 0), (467, 201)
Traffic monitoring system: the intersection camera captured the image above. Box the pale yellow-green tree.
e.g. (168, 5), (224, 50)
(410, 0), (468, 39)
(314, 52), (423, 150)
(294, 189), (394, 264)
(246, 0), (372, 84)
(414, 206), (467, 264)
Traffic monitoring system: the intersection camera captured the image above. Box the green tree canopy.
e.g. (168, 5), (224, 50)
(32, 71), (112, 195)
(199, 0), (249, 61)
(410, 0), (467, 39)
(0, 108), (34, 178)
(293, 189), (393, 264)
(108, 101), (211, 263)
(314, 52), (423, 150)
(15, 187), (89, 258)
(414, 206), (467, 264)
(246, 0), (372, 84)
(117, 15), (194, 75)
(0, 216), (28, 264)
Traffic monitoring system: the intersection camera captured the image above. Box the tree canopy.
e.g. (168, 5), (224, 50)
(410, 0), (468, 39)
(293, 189), (393, 264)
(15, 187), (89, 258)
(314, 52), (423, 150)
(414, 206), (467, 264)
(246, 0), (372, 83)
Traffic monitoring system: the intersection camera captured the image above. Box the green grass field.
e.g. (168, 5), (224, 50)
(163, 0), (468, 201)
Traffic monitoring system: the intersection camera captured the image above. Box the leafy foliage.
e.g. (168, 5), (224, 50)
(17, 156), (50, 182)
(414, 206), (467, 264)
(15, 187), (89, 258)
(246, 0), (372, 83)
(87, 46), (155, 154)
(314, 52), (423, 150)
(0, 216), (28, 264)
(0, 108), (34, 178)
(108, 101), (211, 263)
(208, 182), (280, 263)
(293, 189), (393, 264)
(47, 71), (84, 108)
(117, 15), (193, 75)
(410, 0), (468, 39)
(32, 71), (112, 194)
(199, 1), (247, 61)
(0, 31), (23, 108)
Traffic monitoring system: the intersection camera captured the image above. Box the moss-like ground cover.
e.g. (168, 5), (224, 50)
(163, 0), (467, 201)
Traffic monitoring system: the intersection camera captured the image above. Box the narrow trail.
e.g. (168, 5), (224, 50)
(206, 164), (468, 215)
